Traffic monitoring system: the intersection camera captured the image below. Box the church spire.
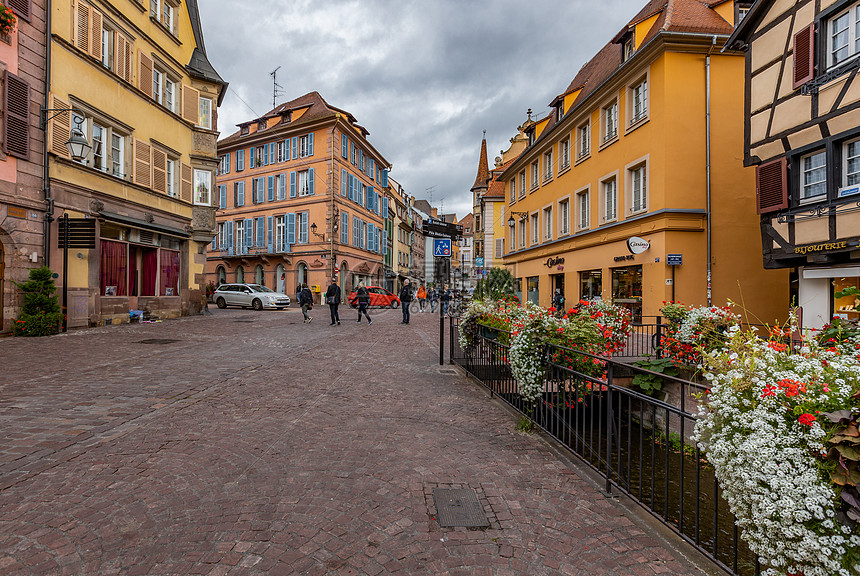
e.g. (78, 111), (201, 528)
(471, 131), (490, 192)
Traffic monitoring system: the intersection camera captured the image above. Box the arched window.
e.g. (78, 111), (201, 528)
(216, 266), (226, 286)
(255, 265), (265, 285)
(236, 265), (245, 283)
(297, 263), (307, 285)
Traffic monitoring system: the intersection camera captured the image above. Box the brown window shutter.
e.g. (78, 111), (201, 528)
(756, 157), (788, 214)
(8, 0), (31, 22)
(75, 0), (90, 54)
(180, 162), (192, 203)
(137, 50), (153, 98)
(116, 35), (132, 84)
(151, 147), (167, 194)
(181, 85), (199, 125)
(89, 8), (103, 61)
(47, 94), (71, 159)
(4, 72), (29, 160)
(793, 23), (815, 90)
(133, 138), (151, 188)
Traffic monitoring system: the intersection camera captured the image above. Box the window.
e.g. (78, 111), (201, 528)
(166, 159), (175, 198)
(845, 139), (860, 186)
(530, 213), (539, 245)
(530, 161), (539, 190)
(543, 206), (552, 240)
(602, 101), (618, 143)
(602, 177), (618, 222)
(576, 189), (590, 230)
(559, 198), (570, 236)
(92, 123), (106, 171)
(630, 79), (648, 125)
(510, 178), (517, 203)
(160, 250), (180, 296)
(198, 97), (212, 130)
(559, 139), (570, 171)
(152, 68), (163, 105)
(111, 132), (124, 177)
(297, 212), (309, 244)
(165, 79), (175, 113)
(162, 2), (174, 34)
(74, 111), (127, 177)
(577, 122), (590, 159)
(237, 149), (244, 171)
(275, 216), (287, 251)
(277, 141), (286, 163)
(827, 4), (860, 67)
(801, 150), (826, 200)
(623, 36), (635, 61)
(629, 164), (647, 213)
(737, 3), (751, 24)
(235, 222), (244, 254)
(299, 134), (314, 157)
(193, 169), (211, 206)
(519, 171), (526, 198)
(543, 150), (553, 181)
(101, 27), (113, 70)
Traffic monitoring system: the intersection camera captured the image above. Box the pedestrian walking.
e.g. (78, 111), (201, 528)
(552, 288), (565, 318)
(356, 281), (372, 324)
(441, 284), (451, 316)
(429, 286), (439, 313)
(299, 283), (313, 323)
(399, 279), (413, 324)
(325, 277), (341, 326)
(417, 284), (427, 312)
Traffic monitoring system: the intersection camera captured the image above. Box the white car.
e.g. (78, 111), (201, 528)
(214, 283), (290, 310)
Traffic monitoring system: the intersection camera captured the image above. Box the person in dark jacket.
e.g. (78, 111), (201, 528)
(325, 278), (341, 326)
(399, 279), (413, 324)
(441, 285), (452, 315)
(299, 283), (313, 324)
(552, 288), (565, 318)
(356, 282), (372, 324)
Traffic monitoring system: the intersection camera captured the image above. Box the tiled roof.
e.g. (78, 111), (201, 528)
(471, 137), (490, 191)
(185, 0), (225, 102)
(219, 92), (340, 146)
(485, 156), (519, 199)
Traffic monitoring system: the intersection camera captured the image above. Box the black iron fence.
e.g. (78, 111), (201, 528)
(449, 317), (760, 576)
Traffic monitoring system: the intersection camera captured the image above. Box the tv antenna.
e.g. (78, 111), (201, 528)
(425, 185), (437, 205)
(270, 66), (284, 108)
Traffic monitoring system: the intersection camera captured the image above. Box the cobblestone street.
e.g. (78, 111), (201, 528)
(0, 307), (719, 575)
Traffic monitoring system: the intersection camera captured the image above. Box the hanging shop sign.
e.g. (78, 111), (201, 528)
(792, 241), (855, 255)
(545, 256), (565, 268)
(626, 236), (650, 254)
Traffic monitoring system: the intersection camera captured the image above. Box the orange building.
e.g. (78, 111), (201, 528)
(207, 92), (390, 301)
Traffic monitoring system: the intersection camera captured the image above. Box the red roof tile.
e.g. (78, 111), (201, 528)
(471, 137), (490, 191)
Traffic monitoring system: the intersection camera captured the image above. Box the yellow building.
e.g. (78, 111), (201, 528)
(46, 0), (224, 327)
(499, 0), (787, 322)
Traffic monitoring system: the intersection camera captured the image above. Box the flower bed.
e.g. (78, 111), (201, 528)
(658, 301), (740, 369)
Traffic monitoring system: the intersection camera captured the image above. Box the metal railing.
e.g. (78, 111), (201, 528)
(449, 317), (760, 576)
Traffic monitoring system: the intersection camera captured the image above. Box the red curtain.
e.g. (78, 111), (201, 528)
(160, 250), (180, 296)
(141, 248), (157, 296)
(100, 240), (127, 296)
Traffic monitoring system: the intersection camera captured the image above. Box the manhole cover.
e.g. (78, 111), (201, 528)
(137, 339), (180, 345)
(432, 488), (489, 528)
(438, 369), (457, 375)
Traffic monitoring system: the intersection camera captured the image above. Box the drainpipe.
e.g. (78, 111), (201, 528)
(705, 36), (715, 307)
(43, 0), (54, 267)
(330, 122), (336, 279)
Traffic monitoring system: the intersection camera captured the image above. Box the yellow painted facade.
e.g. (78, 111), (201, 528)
(500, 1), (788, 322)
(47, 0), (224, 327)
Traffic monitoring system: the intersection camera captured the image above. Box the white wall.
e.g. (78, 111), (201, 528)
(798, 270), (831, 330)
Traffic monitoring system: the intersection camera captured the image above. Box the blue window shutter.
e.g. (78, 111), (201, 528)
(341, 212), (348, 243)
(383, 197), (388, 217)
(308, 168), (315, 195)
(353, 216), (358, 246)
(278, 173), (286, 200)
(284, 138), (290, 161)
(267, 216), (273, 252)
(255, 217), (263, 247)
(308, 133), (314, 156)
(244, 219), (253, 250)
(219, 185), (226, 209)
(382, 169), (388, 187)
(270, 142), (276, 163)
(351, 142), (355, 165)
(300, 213), (309, 243)
(263, 143), (269, 166)
(237, 149), (244, 171)
(369, 159), (374, 180)
(249, 148), (255, 169)
(287, 213), (296, 245)
(227, 221), (234, 255)
(291, 137), (298, 159)
(267, 175), (275, 202)
(342, 135), (348, 158)
(290, 171), (296, 198)
(341, 169), (348, 196)
(348, 174), (354, 201)
(361, 222), (366, 250)
(239, 181), (245, 206)
(225, 153), (230, 174)
(382, 229), (387, 255)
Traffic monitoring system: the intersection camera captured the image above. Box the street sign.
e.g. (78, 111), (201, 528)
(475, 256), (484, 267)
(667, 254), (683, 266)
(434, 239), (452, 257)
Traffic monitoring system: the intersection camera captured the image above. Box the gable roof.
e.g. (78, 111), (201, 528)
(185, 0), (226, 104)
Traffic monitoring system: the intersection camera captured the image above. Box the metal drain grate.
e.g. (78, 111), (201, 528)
(438, 369), (457, 375)
(137, 339), (180, 345)
(432, 488), (489, 528)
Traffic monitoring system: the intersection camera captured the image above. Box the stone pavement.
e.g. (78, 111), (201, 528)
(0, 305), (721, 575)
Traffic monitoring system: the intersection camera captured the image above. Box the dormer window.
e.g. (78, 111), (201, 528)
(623, 35), (635, 61)
(241, 126), (249, 136)
(258, 120), (266, 132)
(281, 111), (292, 124)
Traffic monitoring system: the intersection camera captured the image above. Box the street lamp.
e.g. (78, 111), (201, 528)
(40, 108), (92, 161)
(507, 211), (528, 228)
(310, 222), (325, 239)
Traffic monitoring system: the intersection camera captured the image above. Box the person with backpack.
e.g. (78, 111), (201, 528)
(356, 282), (372, 324)
(299, 283), (313, 324)
(399, 279), (413, 324)
(552, 288), (565, 318)
(325, 277), (341, 326)
(429, 286), (439, 313)
(417, 284), (427, 312)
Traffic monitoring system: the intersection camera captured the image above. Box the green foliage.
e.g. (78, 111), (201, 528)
(836, 286), (860, 300)
(474, 268), (517, 302)
(818, 316), (860, 346)
(822, 408), (860, 524)
(659, 301), (688, 324)
(632, 357), (679, 395)
(515, 416), (534, 433)
(12, 267), (61, 337)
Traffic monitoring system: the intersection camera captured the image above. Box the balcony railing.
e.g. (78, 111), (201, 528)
(215, 242), (291, 257)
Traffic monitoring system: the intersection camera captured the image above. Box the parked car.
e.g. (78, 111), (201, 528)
(347, 286), (401, 308)
(214, 283), (290, 310)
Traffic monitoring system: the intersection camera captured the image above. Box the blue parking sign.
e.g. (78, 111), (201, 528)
(434, 239), (451, 257)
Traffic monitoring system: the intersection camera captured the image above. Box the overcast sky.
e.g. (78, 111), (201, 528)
(198, 0), (646, 219)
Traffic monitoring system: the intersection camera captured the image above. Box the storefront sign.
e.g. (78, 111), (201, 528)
(627, 237), (650, 254)
(545, 256), (565, 268)
(614, 255), (635, 262)
(6, 206), (25, 219)
(794, 241), (849, 255)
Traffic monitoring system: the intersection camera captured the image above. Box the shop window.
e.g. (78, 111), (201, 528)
(580, 270), (602, 300)
(612, 265), (642, 321)
(834, 275), (860, 319)
(100, 240), (128, 296)
(527, 276), (539, 305)
(160, 249), (179, 296)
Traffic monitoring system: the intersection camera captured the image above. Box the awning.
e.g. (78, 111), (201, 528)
(99, 211), (190, 238)
(802, 266), (860, 279)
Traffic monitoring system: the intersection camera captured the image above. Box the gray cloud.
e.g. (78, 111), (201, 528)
(199, 0), (646, 217)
